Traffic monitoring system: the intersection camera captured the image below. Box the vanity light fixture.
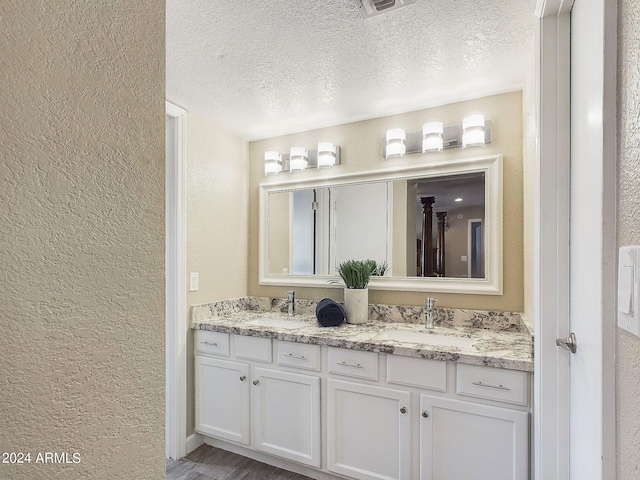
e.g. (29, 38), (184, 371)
(263, 144), (341, 175)
(385, 128), (406, 158)
(264, 151), (282, 175)
(289, 147), (309, 172)
(422, 121), (444, 152)
(317, 142), (337, 167)
(354, 0), (417, 19)
(381, 116), (491, 157)
(462, 113), (486, 148)
(454, 197), (463, 202)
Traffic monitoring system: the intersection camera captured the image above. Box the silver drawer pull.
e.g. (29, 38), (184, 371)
(284, 353), (307, 360)
(471, 381), (511, 391)
(336, 361), (364, 369)
(200, 341), (218, 346)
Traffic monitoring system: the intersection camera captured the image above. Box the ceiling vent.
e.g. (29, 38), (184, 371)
(354, 0), (417, 19)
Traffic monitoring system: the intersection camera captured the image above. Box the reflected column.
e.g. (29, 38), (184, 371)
(420, 196), (435, 277)
(436, 211), (447, 277)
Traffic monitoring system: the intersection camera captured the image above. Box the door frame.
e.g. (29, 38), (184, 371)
(165, 101), (188, 459)
(534, 1), (617, 479)
(467, 218), (483, 278)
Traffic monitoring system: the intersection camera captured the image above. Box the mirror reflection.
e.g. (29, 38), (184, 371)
(266, 172), (486, 279)
(412, 173), (485, 279)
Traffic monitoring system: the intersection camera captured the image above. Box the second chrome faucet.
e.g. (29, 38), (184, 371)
(424, 297), (437, 329)
(284, 290), (295, 317)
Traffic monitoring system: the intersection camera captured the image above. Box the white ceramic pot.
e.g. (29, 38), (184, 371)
(344, 288), (369, 324)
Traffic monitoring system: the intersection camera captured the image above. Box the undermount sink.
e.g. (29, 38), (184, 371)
(243, 317), (308, 330)
(374, 330), (475, 348)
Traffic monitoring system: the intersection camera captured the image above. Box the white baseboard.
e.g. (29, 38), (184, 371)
(186, 433), (204, 455)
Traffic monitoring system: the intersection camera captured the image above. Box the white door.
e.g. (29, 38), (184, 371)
(568, 0), (616, 478)
(326, 379), (410, 480)
(252, 368), (321, 467)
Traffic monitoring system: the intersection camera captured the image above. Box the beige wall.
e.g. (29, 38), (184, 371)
(392, 181), (409, 276)
(522, 41), (537, 322)
(616, 0), (640, 476)
(249, 92), (524, 311)
(0, 2), (165, 479)
(268, 192), (292, 274)
(185, 113), (249, 435)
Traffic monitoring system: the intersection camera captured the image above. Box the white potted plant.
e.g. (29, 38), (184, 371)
(336, 259), (387, 324)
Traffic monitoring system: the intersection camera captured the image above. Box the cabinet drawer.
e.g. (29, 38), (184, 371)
(234, 335), (272, 363)
(195, 330), (230, 357)
(276, 341), (321, 371)
(328, 348), (378, 381)
(456, 364), (529, 406)
(387, 355), (447, 392)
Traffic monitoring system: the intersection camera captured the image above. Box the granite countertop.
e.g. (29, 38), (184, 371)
(192, 309), (533, 372)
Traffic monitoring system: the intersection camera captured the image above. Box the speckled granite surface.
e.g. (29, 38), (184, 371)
(191, 297), (533, 372)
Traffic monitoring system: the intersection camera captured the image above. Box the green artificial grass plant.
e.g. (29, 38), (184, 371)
(336, 259), (388, 289)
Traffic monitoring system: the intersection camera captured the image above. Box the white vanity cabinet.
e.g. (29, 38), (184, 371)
(195, 331), (531, 480)
(327, 379), (411, 480)
(252, 367), (321, 467)
(420, 395), (528, 480)
(420, 362), (530, 480)
(195, 355), (250, 444)
(195, 334), (322, 468)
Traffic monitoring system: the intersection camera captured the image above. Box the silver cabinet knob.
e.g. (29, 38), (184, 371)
(253, 380), (260, 385)
(239, 376), (246, 381)
(400, 406), (407, 414)
(422, 411), (430, 418)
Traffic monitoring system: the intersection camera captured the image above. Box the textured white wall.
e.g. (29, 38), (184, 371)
(0, 2), (165, 479)
(617, 0), (640, 477)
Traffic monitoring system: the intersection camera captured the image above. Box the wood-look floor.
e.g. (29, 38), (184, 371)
(166, 445), (313, 480)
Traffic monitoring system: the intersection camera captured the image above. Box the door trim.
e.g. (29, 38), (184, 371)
(534, 1), (617, 479)
(165, 100), (187, 459)
(534, 4), (572, 478)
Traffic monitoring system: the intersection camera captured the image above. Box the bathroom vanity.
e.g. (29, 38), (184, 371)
(192, 298), (533, 480)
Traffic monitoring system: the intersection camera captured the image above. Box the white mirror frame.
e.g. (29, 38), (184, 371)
(259, 154), (503, 295)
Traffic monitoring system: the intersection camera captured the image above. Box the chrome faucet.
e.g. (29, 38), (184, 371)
(424, 297), (437, 329)
(284, 290), (296, 317)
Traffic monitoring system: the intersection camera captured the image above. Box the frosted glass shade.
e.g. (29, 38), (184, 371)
(422, 121), (444, 152)
(264, 150), (282, 175)
(317, 142), (337, 167)
(462, 114), (485, 148)
(289, 147), (308, 172)
(385, 128), (406, 158)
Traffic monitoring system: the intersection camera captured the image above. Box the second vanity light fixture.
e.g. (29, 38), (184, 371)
(384, 114), (492, 158)
(264, 142), (341, 175)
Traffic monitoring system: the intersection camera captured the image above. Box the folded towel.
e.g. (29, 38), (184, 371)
(315, 298), (346, 327)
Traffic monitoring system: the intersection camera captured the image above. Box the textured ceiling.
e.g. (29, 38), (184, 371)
(167, 0), (536, 140)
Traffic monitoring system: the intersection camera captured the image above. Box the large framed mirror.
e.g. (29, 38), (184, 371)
(259, 154), (503, 294)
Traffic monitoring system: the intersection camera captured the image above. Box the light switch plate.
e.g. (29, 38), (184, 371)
(189, 272), (199, 292)
(618, 246), (640, 337)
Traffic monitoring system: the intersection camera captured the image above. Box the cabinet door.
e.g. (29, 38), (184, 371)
(195, 356), (250, 444)
(253, 368), (321, 467)
(327, 379), (411, 480)
(420, 395), (528, 480)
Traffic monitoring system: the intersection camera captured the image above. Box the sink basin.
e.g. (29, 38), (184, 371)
(375, 330), (474, 348)
(243, 317), (308, 330)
